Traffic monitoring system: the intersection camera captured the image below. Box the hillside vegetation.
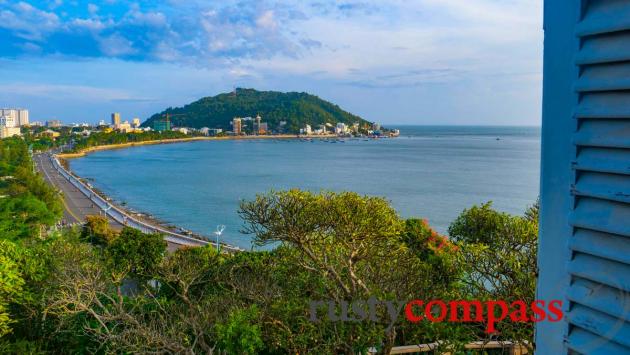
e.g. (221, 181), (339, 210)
(142, 88), (371, 132)
(0, 138), (538, 354)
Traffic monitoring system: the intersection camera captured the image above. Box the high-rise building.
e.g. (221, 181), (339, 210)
(132, 118), (141, 128)
(111, 113), (121, 127)
(255, 114), (262, 134)
(0, 109), (29, 126)
(232, 117), (242, 135)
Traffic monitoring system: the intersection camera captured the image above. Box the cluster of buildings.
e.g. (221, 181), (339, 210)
(231, 115), (268, 135)
(0, 107), (397, 141)
(110, 113), (144, 133)
(299, 121), (395, 137)
(0, 108), (29, 138)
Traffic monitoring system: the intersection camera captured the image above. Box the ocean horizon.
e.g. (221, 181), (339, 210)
(70, 125), (541, 249)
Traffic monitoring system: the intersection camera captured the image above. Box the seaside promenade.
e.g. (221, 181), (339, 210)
(35, 152), (117, 227)
(34, 151), (238, 252)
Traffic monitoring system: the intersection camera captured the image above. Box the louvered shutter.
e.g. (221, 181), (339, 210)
(538, 1), (630, 354)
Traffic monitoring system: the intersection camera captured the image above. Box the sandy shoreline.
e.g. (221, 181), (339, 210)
(58, 134), (339, 159)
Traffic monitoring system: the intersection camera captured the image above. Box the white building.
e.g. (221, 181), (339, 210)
(200, 128), (222, 136)
(132, 118), (141, 128)
(304, 124), (312, 135)
(335, 122), (347, 135)
(0, 115), (21, 138)
(0, 115), (16, 128)
(0, 109), (29, 126)
(174, 127), (189, 135)
(117, 121), (132, 132)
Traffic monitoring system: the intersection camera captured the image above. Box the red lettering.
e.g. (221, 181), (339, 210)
(530, 300), (546, 322)
(547, 300), (563, 322)
(405, 300), (424, 322)
(448, 300), (483, 322)
(425, 300), (447, 322)
(509, 300), (529, 322)
(486, 300), (508, 333)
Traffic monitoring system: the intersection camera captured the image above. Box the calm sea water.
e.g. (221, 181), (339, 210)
(70, 126), (541, 249)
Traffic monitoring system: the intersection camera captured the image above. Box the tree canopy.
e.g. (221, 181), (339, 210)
(0, 137), (540, 354)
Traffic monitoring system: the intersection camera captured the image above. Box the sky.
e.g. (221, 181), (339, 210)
(0, 0), (543, 125)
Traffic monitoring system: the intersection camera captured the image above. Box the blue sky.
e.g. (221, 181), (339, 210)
(0, 0), (542, 125)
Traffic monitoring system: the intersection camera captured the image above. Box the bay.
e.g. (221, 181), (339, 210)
(70, 125), (541, 249)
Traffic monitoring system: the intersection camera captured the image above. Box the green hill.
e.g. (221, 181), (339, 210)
(142, 88), (371, 133)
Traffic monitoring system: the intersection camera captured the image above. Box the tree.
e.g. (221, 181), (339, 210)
(82, 215), (117, 245)
(239, 190), (463, 353)
(0, 241), (25, 337)
(448, 202), (538, 350)
(215, 306), (264, 355)
(105, 227), (166, 282)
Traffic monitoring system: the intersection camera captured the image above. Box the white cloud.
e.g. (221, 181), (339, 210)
(0, 2), (60, 40)
(256, 10), (277, 30)
(98, 34), (137, 57)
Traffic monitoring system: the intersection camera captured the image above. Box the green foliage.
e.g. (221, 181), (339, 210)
(82, 215), (117, 245)
(72, 130), (187, 153)
(215, 306), (264, 355)
(0, 139), (540, 354)
(105, 227), (166, 281)
(449, 202), (509, 245)
(449, 202), (538, 348)
(239, 190), (468, 352)
(0, 138), (62, 241)
(143, 88), (371, 132)
(0, 241), (25, 337)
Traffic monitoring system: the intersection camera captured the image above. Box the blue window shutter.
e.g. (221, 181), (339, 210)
(538, 1), (630, 354)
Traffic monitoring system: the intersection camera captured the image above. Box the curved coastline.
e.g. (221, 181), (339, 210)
(57, 134), (338, 159)
(53, 133), (334, 250)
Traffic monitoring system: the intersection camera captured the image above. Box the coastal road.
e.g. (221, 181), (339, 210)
(35, 152), (196, 251)
(34, 152), (123, 229)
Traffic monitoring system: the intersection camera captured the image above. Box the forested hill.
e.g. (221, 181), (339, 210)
(142, 88), (371, 132)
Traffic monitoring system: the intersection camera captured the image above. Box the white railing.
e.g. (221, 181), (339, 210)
(50, 155), (243, 252)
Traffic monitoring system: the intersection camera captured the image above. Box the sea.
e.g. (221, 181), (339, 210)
(70, 126), (541, 249)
